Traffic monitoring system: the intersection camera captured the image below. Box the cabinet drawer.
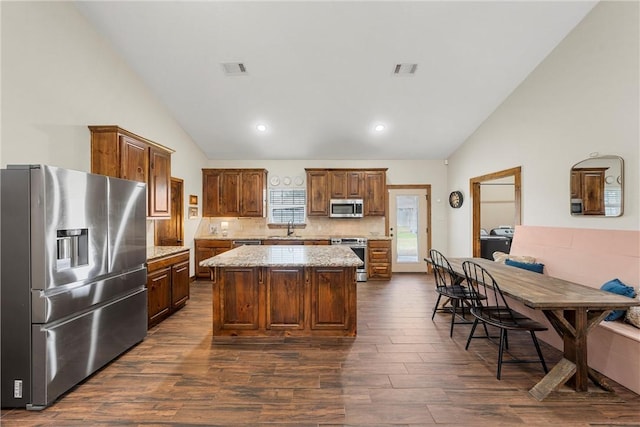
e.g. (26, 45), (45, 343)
(368, 240), (391, 248)
(369, 264), (391, 280)
(147, 251), (189, 272)
(369, 248), (390, 261)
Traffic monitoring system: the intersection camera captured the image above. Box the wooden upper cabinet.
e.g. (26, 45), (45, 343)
(202, 170), (222, 217)
(329, 170), (347, 199)
(364, 170), (386, 216)
(240, 170), (266, 216)
(307, 168), (386, 217)
(570, 171), (582, 199)
(306, 170), (329, 216)
(572, 168), (606, 215)
(329, 170), (364, 199)
(149, 146), (171, 217)
(89, 125), (173, 218)
(202, 169), (266, 217)
(120, 135), (148, 183)
(346, 171), (365, 198)
(220, 170), (241, 216)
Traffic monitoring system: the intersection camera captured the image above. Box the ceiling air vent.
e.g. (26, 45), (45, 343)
(221, 62), (248, 76)
(393, 63), (418, 76)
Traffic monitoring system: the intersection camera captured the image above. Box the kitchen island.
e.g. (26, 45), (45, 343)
(200, 245), (363, 337)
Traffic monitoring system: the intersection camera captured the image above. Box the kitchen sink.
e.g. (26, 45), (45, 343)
(265, 235), (302, 239)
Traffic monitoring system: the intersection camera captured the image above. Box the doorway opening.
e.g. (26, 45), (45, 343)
(387, 185), (431, 273)
(470, 167), (521, 258)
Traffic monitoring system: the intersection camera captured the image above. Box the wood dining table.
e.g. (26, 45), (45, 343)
(445, 257), (639, 400)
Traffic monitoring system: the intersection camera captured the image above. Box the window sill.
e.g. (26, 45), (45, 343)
(267, 223), (307, 229)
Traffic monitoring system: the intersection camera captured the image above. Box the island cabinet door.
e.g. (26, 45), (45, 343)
(216, 267), (260, 331)
(310, 267), (356, 334)
(266, 268), (305, 330)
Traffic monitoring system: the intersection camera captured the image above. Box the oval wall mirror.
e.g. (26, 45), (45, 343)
(570, 155), (623, 217)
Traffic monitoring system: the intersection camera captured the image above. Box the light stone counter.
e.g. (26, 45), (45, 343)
(146, 246), (189, 261)
(200, 245), (363, 268)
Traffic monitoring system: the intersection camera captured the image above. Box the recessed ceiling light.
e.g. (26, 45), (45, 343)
(374, 124), (386, 132)
(256, 124), (267, 132)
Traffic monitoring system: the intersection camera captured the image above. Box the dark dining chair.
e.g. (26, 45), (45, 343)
(427, 249), (475, 337)
(462, 260), (548, 379)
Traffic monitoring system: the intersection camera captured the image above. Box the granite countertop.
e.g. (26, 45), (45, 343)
(200, 245), (364, 268)
(146, 246), (190, 261)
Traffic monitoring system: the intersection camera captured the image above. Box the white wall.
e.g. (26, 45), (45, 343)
(447, 1), (639, 256)
(480, 184), (515, 232)
(1, 1), (209, 273)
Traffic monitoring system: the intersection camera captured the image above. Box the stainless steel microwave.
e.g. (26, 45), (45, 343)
(330, 199), (364, 218)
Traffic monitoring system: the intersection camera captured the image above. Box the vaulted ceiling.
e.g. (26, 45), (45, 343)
(75, 1), (597, 160)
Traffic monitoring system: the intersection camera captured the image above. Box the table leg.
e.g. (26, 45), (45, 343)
(534, 309), (611, 398)
(564, 309), (589, 391)
(529, 357), (576, 400)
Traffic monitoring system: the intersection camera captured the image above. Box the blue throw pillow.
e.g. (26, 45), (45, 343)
(505, 259), (544, 274)
(600, 278), (637, 321)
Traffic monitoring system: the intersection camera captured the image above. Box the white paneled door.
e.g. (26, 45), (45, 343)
(388, 188), (428, 273)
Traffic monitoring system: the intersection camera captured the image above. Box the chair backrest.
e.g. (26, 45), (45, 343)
(429, 249), (460, 291)
(462, 260), (518, 325)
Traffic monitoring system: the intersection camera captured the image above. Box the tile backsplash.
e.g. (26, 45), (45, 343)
(146, 220), (155, 247)
(196, 216), (386, 238)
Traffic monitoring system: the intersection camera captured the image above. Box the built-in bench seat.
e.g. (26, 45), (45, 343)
(505, 225), (639, 394)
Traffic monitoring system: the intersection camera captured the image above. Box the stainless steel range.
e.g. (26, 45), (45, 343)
(331, 237), (367, 282)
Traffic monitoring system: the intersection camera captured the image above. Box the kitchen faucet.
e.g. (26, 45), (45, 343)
(287, 220), (294, 236)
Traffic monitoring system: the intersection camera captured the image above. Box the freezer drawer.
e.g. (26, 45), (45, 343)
(31, 267), (147, 324)
(29, 289), (147, 410)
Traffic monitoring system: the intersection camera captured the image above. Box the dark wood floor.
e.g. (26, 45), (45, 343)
(2, 273), (639, 426)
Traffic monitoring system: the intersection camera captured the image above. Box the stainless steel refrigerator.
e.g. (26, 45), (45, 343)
(1, 164), (148, 410)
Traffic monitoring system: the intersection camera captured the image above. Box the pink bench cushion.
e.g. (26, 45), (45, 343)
(508, 225), (640, 394)
(510, 226), (639, 288)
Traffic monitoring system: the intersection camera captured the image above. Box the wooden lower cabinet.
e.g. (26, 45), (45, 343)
(147, 267), (171, 326)
(368, 239), (392, 280)
(171, 259), (190, 308)
(219, 267), (260, 330)
(212, 266), (356, 337)
(267, 268), (305, 330)
(147, 250), (190, 328)
(310, 267), (352, 330)
(195, 239), (232, 279)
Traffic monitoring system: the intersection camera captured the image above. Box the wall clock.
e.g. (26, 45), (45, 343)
(449, 191), (463, 208)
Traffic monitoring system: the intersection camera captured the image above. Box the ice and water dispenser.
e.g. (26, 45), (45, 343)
(56, 228), (88, 270)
